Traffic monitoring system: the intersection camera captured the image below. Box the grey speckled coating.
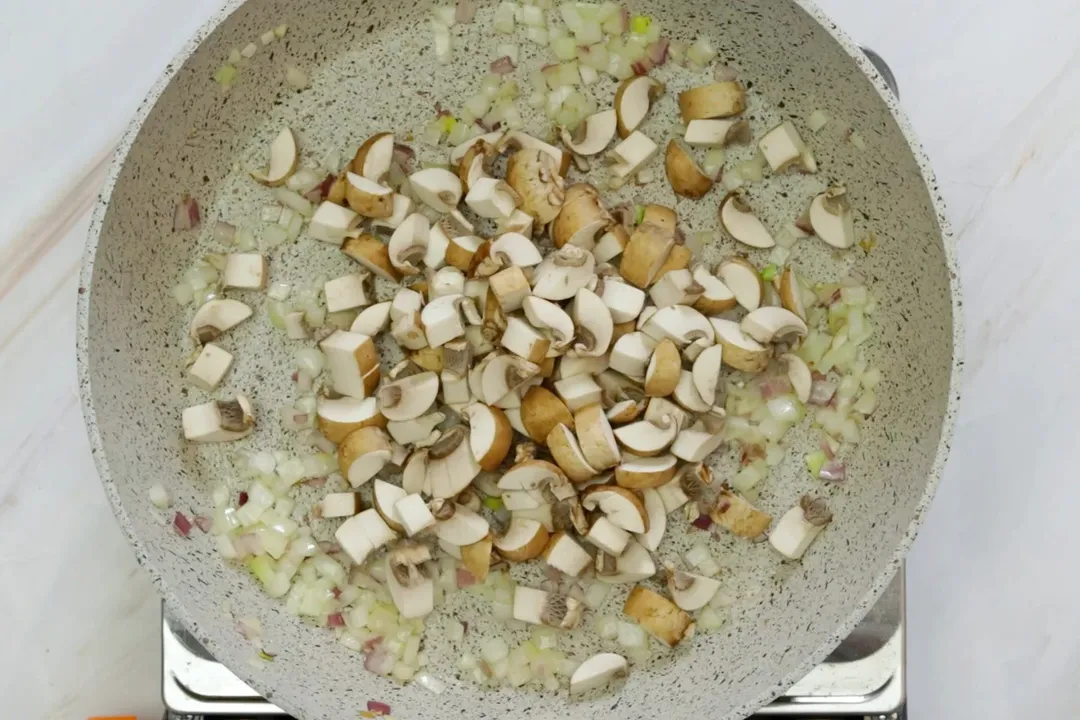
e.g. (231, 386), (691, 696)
(76, 0), (962, 718)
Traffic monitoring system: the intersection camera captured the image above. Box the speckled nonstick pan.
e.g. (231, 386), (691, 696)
(76, 0), (962, 718)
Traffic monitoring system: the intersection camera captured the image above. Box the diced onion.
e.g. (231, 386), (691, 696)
(262, 224), (289, 248)
(595, 615), (618, 639)
(481, 637), (509, 663)
(617, 621), (648, 649)
(285, 66), (311, 91)
(703, 148), (725, 178)
(583, 581), (610, 609)
(687, 36), (717, 66)
(149, 484), (170, 508)
(272, 188), (314, 217)
(808, 109), (830, 132)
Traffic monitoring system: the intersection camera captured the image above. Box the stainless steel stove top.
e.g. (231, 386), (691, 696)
(163, 571), (904, 719)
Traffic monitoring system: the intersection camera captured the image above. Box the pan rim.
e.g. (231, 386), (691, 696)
(75, 0), (963, 717)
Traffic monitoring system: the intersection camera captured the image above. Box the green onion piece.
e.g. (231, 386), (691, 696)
(805, 450), (827, 477)
(630, 15), (652, 34)
(633, 204), (646, 225)
(483, 496), (504, 511)
(258, 649), (277, 662)
(761, 264), (779, 281)
(214, 65), (238, 88)
(437, 116), (458, 134)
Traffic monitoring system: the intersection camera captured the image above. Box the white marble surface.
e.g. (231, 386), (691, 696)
(2, 1), (1078, 718)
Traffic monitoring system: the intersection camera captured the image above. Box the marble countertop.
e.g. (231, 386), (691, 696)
(3, 1), (1078, 718)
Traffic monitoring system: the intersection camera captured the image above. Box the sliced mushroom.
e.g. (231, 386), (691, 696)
(574, 403), (622, 471)
(614, 75), (665, 138)
(309, 201), (362, 244)
(481, 353), (540, 406)
(489, 232), (543, 270)
(581, 485), (648, 533)
(758, 120), (817, 173)
(593, 225), (631, 264)
(371, 479), (408, 534)
(551, 184), (612, 250)
(388, 213), (431, 276)
(692, 265), (737, 314)
(487, 265), (532, 314)
(649, 268), (705, 308)
(606, 399), (644, 424)
(609, 331), (657, 381)
(641, 305), (714, 348)
(710, 486), (772, 538)
(506, 148), (565, 223)
(677, 81), (746, 122)
(691, 344), (725, 405)
(465, 176), (518, 220)
(809, 186), (856, 249)
(182, 396), (255, 442)
(522, 296), (575, 352)
(716, 257), (765, 311)
(460, 532), (494, 582)
(585, 516), (631, 556)
(684, 118), (751, 147)
(569, 288), (614, 358)
(334, 509), (397, 566)
(338, 426), (392, 488)
(719, 192), (774, 248)
(341, 235), (403, 283)
(543, 531), (593, 577)
(665, 140), (713, 199)
(614, 454), (678, 490)
(531, 245), (596, 301)
(561, 109), (618, 155)
(769, 496), (832, 560)
(513, 586), (584, 629)
(780, 353), (812, 403)
(667, 569), (721, 611)
(644, 397), (690, 431)
(250, 127), (298, 187)
(613, 419), (677, 457)
(596, 539), (656, 585)
(409, 167), (463, 213)
(377, 371), (439, 422)
(778, 267), (807, 320)
(608, 130), (659, 180)
(497, 459), (567, 493)
(740, 306), (808, 344)
(494, 517), (550, 562)
(385, 544), (435, 619)
(445, 235), (485, 273)
(344, 172), (394, 218)
(462, 402), (513, 471)
(671, 428), (724, 462)
(426, 425), (482, 498)
(671, 370), (711, 413)
(620, 222), (674, 289)
(432, 502), (490, 546)
(644, 339), (681, 397)
(547, 423), (599, 482)
(317, 395), (386, 444)
(189, 299), (252, 344)
(637, 487), (667, 552)
(320, 330), (380, 399)
(570, 653), (629, 696)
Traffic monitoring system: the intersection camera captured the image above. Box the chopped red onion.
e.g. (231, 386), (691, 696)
(455, 0), (477, 23)
(173, 195), (201, 231)
(631, 57), (655, 75)
(303, 476), (328, 488)
(232, 533), (264, 556)
(808, 380), (837, 406)
(320, 541), (343, 554)
(820, 438), (835, 460)
(296, 369), (314, 392)
(213, 221), (236, 243)
(362, 636), (384, 654)
(317, 173), (335, 199)
(456, 568), (478, 587)
(819, 460), (846, 482)
(238, 491), (249, 506)
(327, 612), (346, 628)
(173, 511), (193, 537)
(303, 188), (323, 203)
(759, 375), (793, 400)
(714, 63), (739, 82)
(194, 515), (212, 533)
(367, 700), (392, 716)
(434, 102), (451, 118)
(331, 586), (343, 599)
(692, 514), (714, 530)
(490, 56), (515, 75)
(364, 642), (395, 675)
(392, 144), (416, 175)
(647, 38), (670, 65)
(618, 7), (629, 32)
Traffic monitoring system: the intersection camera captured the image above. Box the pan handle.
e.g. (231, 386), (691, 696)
(860, 46), (899, 99)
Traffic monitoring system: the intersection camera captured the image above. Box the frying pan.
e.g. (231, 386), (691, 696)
(76, 0), (962, 717)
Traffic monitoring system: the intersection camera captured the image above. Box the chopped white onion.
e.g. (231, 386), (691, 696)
(148, 484), (170, 508)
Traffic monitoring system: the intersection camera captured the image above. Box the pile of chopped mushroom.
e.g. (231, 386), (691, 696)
(171, 0), (883, 698)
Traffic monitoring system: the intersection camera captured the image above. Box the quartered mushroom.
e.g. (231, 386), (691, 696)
(449, 130), (505, 165)
(638, 488), (667, 552)
(644, 338), (681, 397)
(531, 245), (596, 301)
(619, 222), (674, 289)
(426, 426), (482, 498)
(320, 330), (380, 399)
(429, 267), (466, 299)
(494, 517), (550, 561)
(388, 213), (431, 276)
(250, 127), (298, 186)
(585, 516), (631, 556)
(740, 306), (808, 344)
(569, 653), (629, 696)
(641, 305), (714, 347)
(371, 479), (408, 533)
(649, 268), (705, 308)
(461, 533), (494, 581)
(345, 172), (394, 218)
(371, 194), (415, 231)
(385, 544), (435, 619)
(190, 299), (252, 344)
(351, 131), (394, 182)
(221, 253), (267, 290)
(569, 288), (614, 357)
(808, 186), (857, 249)
(597, 278), (646, 324)
(500, 316), (551, 363)
(673, 369), (713, 413)
(769, 495), (832, 560)
(671, 428), (724, 462)
(409, 167), (463, 213)
(316, 395), (385, 444)
(308, 201), (361, 243)
(341, 235), (403, 282)
(522, 296), (575, 352)
(320, 492), (362, 519)
(609, 331), (657, 380)
(758, 120), (817, 173)
(501, 130), (573, 176)
(496, 458), (567, 493)
(462, 402), (513, 471)
(547, 423), (599, 482)
(518, 386), (574, 444)
(677, 81), (747, 122)
(394, 494), (437, 536)
(489, 232), (543, 268)
(719, 192), (775, 248)
(780, 353), (813, 403)
(324, 273), (373, 313)
(684, 118), (751, 147)
(182, 396), (255, 442)
(551, 184), (611, 250)
(506, 148), (566, 223)
(614, 75), (665, 138)
(445, 235), (486, 273)
(481, 353), (540, 406)
(711, 486), (772, 538)
(593, 225), (630, 264)
(596, 539), (656, 584)
(560, 109), (617, 156)
(624, 585), (694, 646)
(338, 426), (392, 487)
(665, 140), (713, 199)
(613, 419), (678, 457)
(432, 502), (490, 546)
(778, 267), (807, 320)
(573, 403), (622, 470)
(717, 257), (765, 311)
(465, 177), (518, 219)
(667, 569), (721, 611)
(614, 454), (678, 490)
(543, 531), (593, 577)
(513, 586), (584, 629)
(378, 371), (439, 421)
(608, 130), (659, 181)
(334, 509), (396, 566)
(691, 344), (725, 405)
(187, 344), (233, 391)
(349, 301), (392, 336)
(386, 411), (444, 446)
(489, 266), (532, 313)
(420, 294), (467, 348)
(644, 397), (690, 431)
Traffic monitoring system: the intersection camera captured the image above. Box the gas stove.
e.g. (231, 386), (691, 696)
(162, 570), (904, 720)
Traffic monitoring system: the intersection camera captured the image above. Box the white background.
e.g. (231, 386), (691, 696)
(2, 0), (1079, 717)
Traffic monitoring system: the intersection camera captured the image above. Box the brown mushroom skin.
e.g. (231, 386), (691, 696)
(665, 141), (714, 199)
(506, 149), (566, 224)
(677, 82), (747, 123)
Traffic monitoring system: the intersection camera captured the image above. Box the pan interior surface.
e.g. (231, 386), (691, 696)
(79, 0), (957, 718)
